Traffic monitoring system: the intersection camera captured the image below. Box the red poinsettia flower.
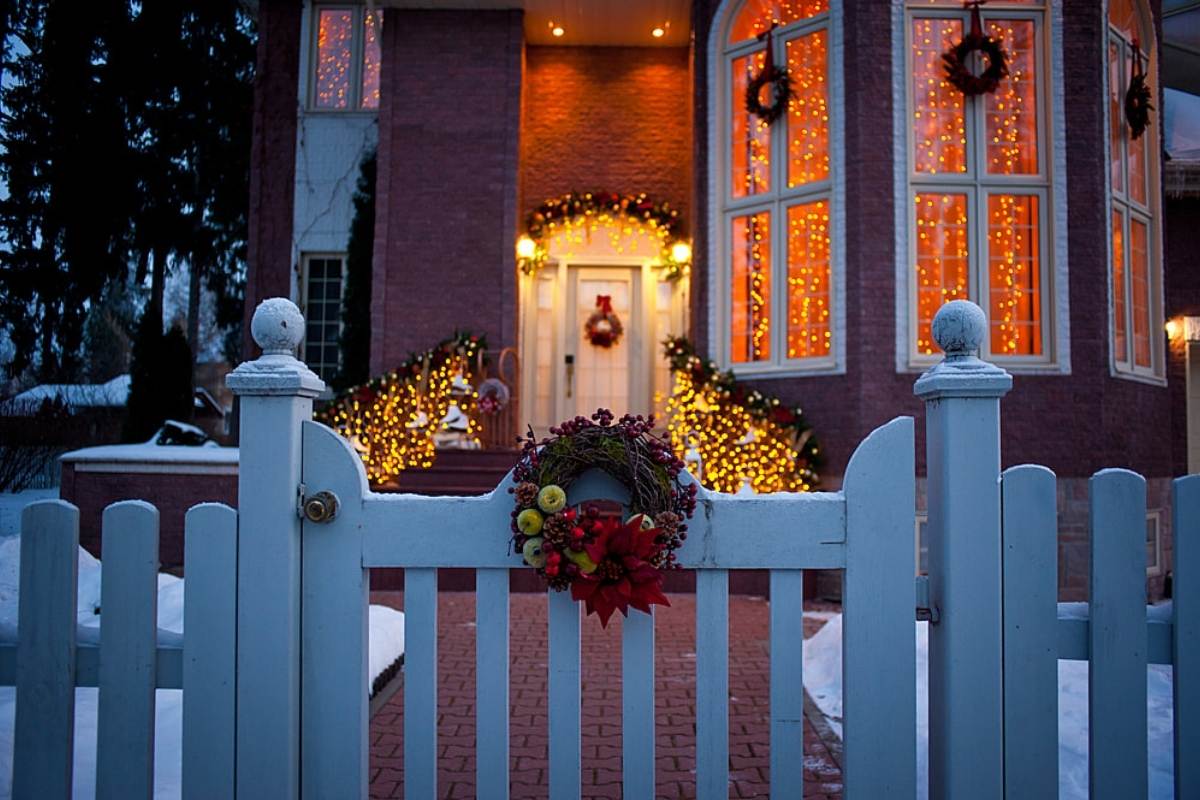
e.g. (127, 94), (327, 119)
(570, 516), (670, 628)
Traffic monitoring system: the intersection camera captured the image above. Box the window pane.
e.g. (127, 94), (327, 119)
(985, 19), (1038, 175)
(987, 195), (1041, 356)
(314, 9), (354, 110)
(731, 212), (772, 363)
(1112, 210), (1128, 364)
(1128, 84), (1148, 205)
(911, 18), (966, 174)
(732, 52), (771, 198)
(728, 0), (828, 45)
(786, 201), (831, 359)
(360, 9), (383, 110)
(1109, 40), (1124, 196)
(786, 30), (829, 188)
(305, 257), (345, 382)
(914, 194), (969, 354)
(1131, 218), (1151, 368)
(1109, 0), (1141, 39)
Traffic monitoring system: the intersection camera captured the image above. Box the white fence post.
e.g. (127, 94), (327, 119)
(914, 300), (1012, 800)
(226, 298), (324, 799)
(1175, 474), (1199, 800)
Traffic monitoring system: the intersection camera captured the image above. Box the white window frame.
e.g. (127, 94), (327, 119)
(707, 0), (846, 378)
(1146, 509), (1163, 577)
(300, 253), (347, 383)
(305, 4), (382, 113)
(1105, 0), (1166, 385)
(892, 0), (1070, 374)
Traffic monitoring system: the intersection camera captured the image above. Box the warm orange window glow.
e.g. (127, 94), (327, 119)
(1112, 210), (1127, 362)
(315, 9), (354, 109)
(984, 20), (1037, 175)
(911, 18), (966, 174)
(987, 195), (1041, 355)
(1131, 218), (1151, 368)
(360, 9), (383, 109)
(786, 201), (831, 358)
(732, 52), (771, 198)
(728, 0), (828, 44)
(786, 30), (829, 188)
(731, 212), (772, 363)
(914, 194), (969, 355)
(1128, 117), (1148, 205)
(1108, 42), (1124, 195)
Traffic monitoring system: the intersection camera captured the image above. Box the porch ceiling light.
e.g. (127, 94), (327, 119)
(671, 241), (692, 265)
(652, 26), (666, 38)
(516, 235), (537, 259)
(550, 22), (565, 37)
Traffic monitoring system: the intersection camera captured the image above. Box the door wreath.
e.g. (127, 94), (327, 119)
(584, 295), (624, 348)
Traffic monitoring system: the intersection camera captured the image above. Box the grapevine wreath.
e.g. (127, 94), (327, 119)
(941, 2), (1008, 97)
(509, 410), (698, 627)
(584, 295), (624, 348)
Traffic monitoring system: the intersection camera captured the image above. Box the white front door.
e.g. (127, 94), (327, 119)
(562, 266), (640, 420)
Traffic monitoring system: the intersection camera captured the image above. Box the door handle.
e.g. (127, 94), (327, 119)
(564, 354), (574, 398)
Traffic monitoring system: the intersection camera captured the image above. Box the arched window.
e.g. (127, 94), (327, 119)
(1108, 0), (1164, 380)
(899, 0), (1063, 369)
(711, 0), (843, 375)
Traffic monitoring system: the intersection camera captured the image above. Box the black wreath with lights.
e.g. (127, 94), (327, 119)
(1125, 42), (1153, 141)
(745, 25), (793, 125)
(941, 2), (1009, 97)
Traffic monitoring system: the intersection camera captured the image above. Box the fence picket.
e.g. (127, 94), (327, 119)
(696, 569), (729, 800)
(1174, 474), (1200, 800)
(548, 588), (582, 800)
(1088, 469), (1147, 800)
(768, 569), (804, 800)
(182, 503), (237, 800)
(13, 500), (80, 800)
(476, 568), (510, 800)
(1000, 465), (1058, 799)
(96, 501), (160, 800)
(622, 606), (655, 799)
(405, 568), (439, 798)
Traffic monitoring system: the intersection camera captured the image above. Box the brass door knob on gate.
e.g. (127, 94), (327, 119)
(302, 491), (340, 523)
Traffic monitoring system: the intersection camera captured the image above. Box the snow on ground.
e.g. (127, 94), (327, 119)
(802, 613), (1175, 799)
(0, 489), (57, 538)
(0, 521), (404, 799)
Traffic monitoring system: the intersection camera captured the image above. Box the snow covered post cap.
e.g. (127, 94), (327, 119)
(226, 297), (324, 397)
(913, 299), (1011, 400)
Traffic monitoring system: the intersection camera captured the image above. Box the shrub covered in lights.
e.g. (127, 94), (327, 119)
(316, 333), (485, 485)
(662, 336), (820, 493)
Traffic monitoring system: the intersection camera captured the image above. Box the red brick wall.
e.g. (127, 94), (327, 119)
(60, 464), (237, 569)
(691, 0), (1175, 483)
(244, 0), (303, 362)
(370, 10), (524, 374)
(521, 46), (693, 226)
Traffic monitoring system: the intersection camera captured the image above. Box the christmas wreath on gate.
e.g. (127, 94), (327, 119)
(509, 410), (697, 627)
(1124, 40), (1153, 141)
(941, 1), (1009, 97)
(584, 295), (624, 348)
(745, 25), (793, 125)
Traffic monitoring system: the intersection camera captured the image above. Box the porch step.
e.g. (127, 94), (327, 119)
(381, 448), (519, 496)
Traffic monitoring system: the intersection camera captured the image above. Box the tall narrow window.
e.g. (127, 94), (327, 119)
(302, 255), (346, 382)
(905, 1), (1052, 365)
(311, 6), (383, 111)
(717, 0), (838, 373)
(1108, 0), (1163, 379)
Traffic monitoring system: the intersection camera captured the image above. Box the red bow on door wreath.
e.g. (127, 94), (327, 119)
(584, 295), (624, 348)
(942, 1), (1009, 97)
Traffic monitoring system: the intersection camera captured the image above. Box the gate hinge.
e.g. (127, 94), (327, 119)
(915, 575), (940, 624)
(297, 483), (307, 519)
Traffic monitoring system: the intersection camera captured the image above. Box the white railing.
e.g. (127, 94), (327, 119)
(0, 296), (1195, 799)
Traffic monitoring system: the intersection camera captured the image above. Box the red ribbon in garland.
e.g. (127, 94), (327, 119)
(596, 295), (613, 314)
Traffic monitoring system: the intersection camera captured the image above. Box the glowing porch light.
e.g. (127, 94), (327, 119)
(1166, 319), (1182, 340)
(671, 240), (692, 264)
(652, 26), (666, 38)
(516, 235), (537, 259)
(550, 22), (565, 37)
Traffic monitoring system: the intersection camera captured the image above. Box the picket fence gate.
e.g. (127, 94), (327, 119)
(0, 297), (1196, 800)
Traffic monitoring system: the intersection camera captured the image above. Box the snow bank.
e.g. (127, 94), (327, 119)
(0, 528), (404, 799)
(801, 613), (1175, 799)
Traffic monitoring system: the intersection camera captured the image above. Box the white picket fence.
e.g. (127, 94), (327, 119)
(0, 296), (1196, 800)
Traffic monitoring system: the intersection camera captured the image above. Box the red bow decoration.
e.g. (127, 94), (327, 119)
(596, 295), (613, 314)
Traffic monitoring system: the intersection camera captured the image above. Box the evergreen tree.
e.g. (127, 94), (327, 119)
(333, 150), (377, 392)
(123, 315), (194, 442)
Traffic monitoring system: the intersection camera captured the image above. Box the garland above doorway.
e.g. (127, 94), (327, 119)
(515, 191), (691, 280)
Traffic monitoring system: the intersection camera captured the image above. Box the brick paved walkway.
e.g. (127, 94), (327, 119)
(367, 591), (844, 799)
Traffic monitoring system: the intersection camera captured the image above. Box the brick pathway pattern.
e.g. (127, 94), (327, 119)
(368, 591), (844, 799)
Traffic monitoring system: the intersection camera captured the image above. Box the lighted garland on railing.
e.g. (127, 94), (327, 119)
(662, 336), (820, 494)
(316, 333), (486, 485)
(516, 191), (691, 280)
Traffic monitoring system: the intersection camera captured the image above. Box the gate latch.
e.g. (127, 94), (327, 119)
(915, 575), (940, 624)
(299, 484), (340, 524)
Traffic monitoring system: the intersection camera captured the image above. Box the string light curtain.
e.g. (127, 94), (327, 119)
(1107, 0), (1161, 376)
(906, 1), (1047, 361)
(723, 0), (834, 370)
(313, 6), (383, 110)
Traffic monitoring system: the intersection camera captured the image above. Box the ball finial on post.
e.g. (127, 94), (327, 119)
(251, 297), (306, 356)
(931, 299), (987, 359)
